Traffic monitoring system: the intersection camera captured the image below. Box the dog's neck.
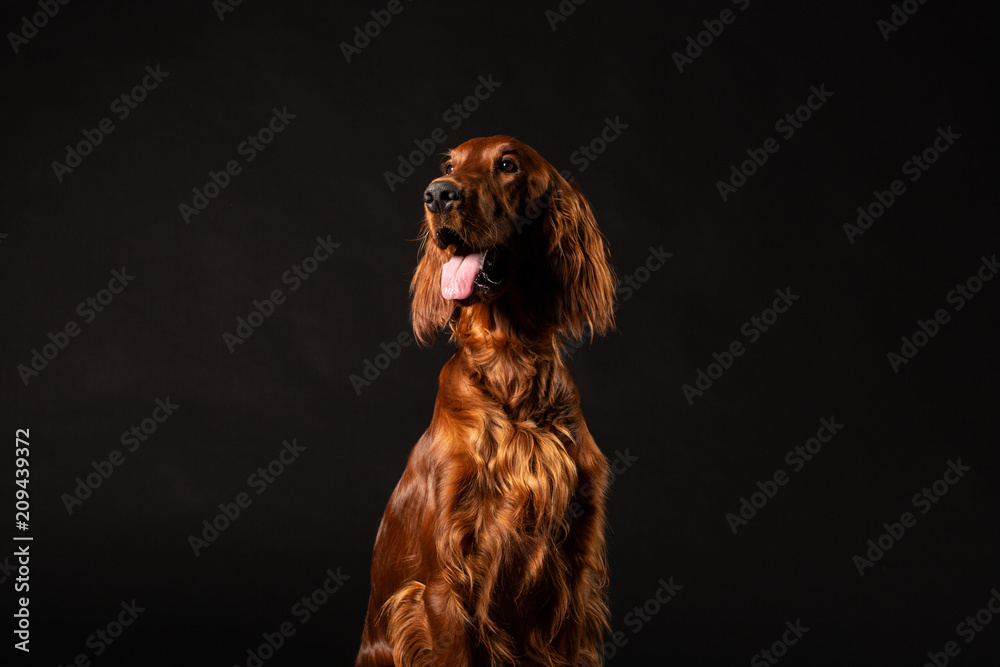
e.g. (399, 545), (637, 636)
(450, 304), (573, 415)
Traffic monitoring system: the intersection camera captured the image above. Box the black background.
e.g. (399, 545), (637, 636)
(2, 1), (998, 665)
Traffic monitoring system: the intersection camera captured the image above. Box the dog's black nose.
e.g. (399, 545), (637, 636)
(424, 181), (461, 213)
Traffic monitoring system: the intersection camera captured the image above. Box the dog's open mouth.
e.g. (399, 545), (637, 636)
(435, 227), (508, 301)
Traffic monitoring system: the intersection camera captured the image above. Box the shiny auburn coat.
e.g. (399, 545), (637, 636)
(356, 136), (616, 667)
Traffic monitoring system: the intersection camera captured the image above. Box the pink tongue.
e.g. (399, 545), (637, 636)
(441, 252), (484, 300)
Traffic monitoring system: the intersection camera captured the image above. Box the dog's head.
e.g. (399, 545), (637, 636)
(410, 135), (615, 346)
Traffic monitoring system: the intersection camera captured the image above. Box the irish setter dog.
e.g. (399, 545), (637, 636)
(356, 136), (615, 666)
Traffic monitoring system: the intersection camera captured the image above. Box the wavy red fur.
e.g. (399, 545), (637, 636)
(356, 136), (615, 666)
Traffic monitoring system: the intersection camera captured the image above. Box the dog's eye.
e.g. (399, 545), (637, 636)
(443, 161), (454, 175)
(498, 158), (519, 174)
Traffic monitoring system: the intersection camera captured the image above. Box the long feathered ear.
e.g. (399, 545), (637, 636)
(545, 179), (616, 341)
(410, 232), (455, 346)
